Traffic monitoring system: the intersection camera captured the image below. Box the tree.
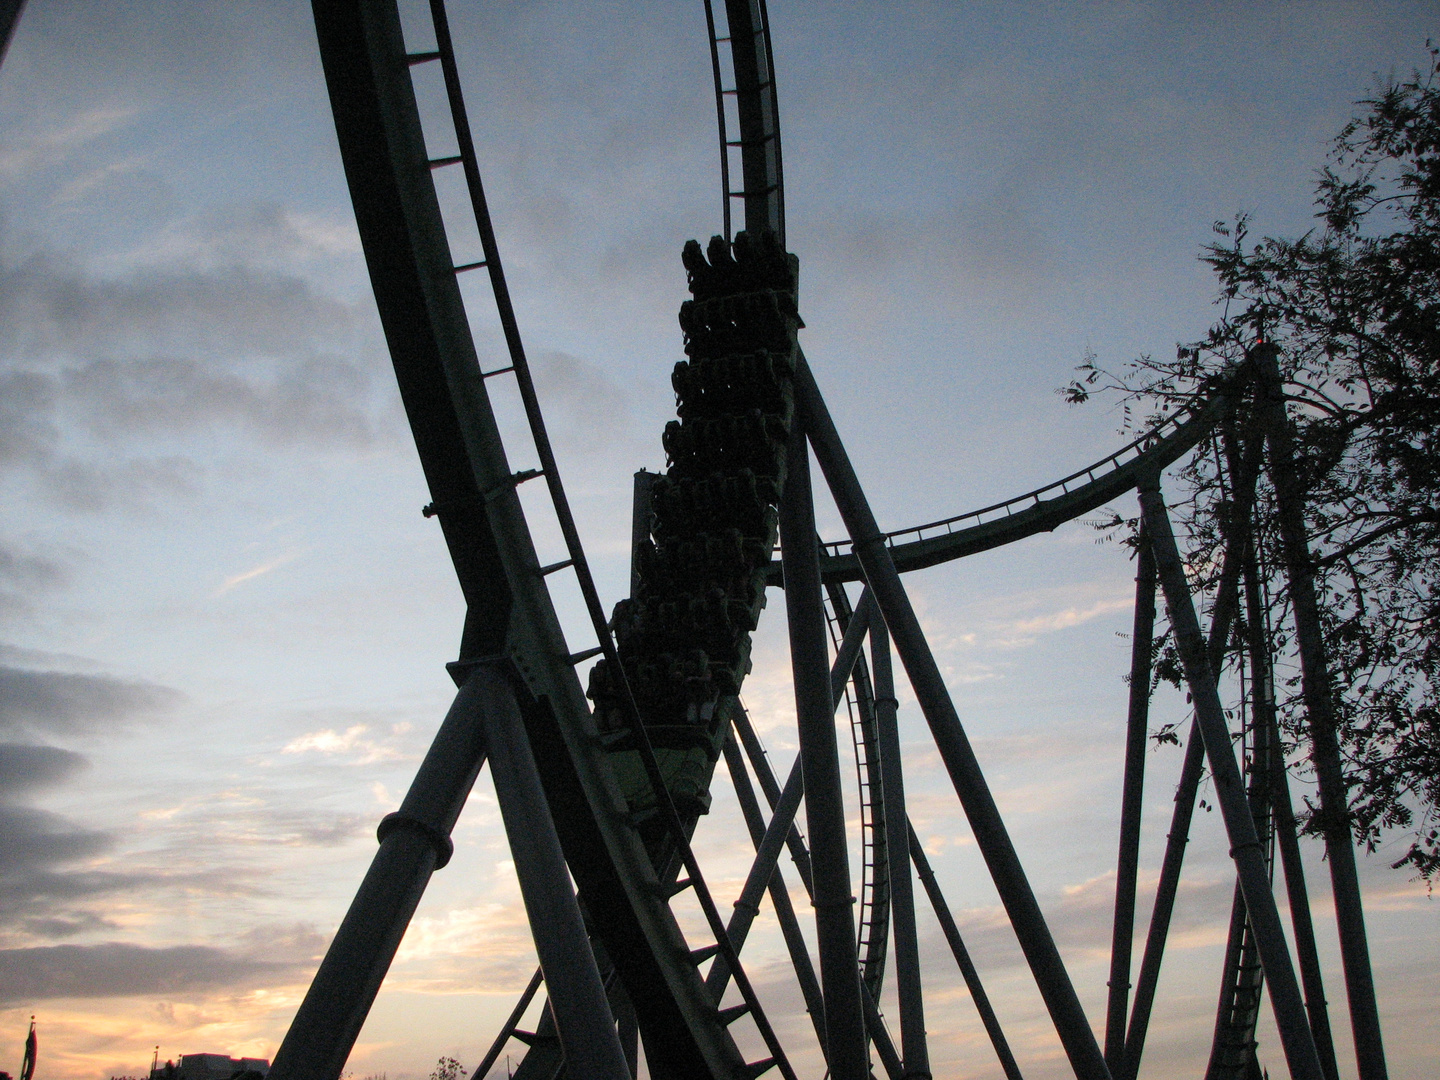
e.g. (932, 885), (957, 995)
(1066, 46), (1440, 880)
(429, 1059), (467, 1080)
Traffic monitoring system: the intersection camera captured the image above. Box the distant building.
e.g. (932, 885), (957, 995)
(151, 1054), (269, 1080)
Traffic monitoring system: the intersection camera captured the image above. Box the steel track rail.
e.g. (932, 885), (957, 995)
(823, 581), (891, 999)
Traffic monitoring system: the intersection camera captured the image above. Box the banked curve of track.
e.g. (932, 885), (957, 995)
(765, 386), (1234, 587)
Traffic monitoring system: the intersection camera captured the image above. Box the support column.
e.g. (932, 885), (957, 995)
(719, 734), (829, 1051)
(1105, 533), (1157, 1072)
(630, 469), (655, 599)
(270, 669), (494, 1080)
(1254, 343), (1387, 1080)
(478, 667), (630, 1080)
(908, 826), (1023, 1080)
(780, 423), (870, 1080)
(1139, 487), (1323, 1080)
(794, 354), (1110, 1080)
(1123, 428), (1264, 1080)
(1246, 560), (1341, 1080)
(871, 620), (930, 1078)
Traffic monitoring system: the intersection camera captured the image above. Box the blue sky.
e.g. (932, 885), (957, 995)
(0, 2), (1436, 1078)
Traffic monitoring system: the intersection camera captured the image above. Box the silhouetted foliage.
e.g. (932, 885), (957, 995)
(429, 1058), (468, 1080)
(1068, 46), (1440, 880)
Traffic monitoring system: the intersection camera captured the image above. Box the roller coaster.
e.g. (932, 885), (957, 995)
(0, 2), (1391, 1078)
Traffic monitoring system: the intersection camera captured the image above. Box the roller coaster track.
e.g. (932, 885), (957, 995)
(0, 0), (1373, 1074)
(269, 1), (1346, 1078)
(282, 3), (800, 1078)
(773, 389), (1232, 587)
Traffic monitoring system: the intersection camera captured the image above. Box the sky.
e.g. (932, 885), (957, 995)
(0, 1), (1437, 1078)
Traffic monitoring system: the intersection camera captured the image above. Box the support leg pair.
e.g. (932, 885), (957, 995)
(270, 664), (629, 1080)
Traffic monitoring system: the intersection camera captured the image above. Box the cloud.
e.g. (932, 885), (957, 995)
(531, 350), (631, 433)
(0, 803), (112, 876)
(0, 741), (87, 796)
(128, 201), (361, 272)
(0, 247), (354, 363)
(0, 220), (393, 509)
(0, 941), (309, 1005)
(36, 452), (202, 513)
(60, 355), (378, 449)
(937, 583), (1137, 651)
(282, 724), (400, 766)
(0, 104), (140, 180)
(0, 537), (66, 617)
(0, 664), (181, 737)
(1002, 595), (1135, 641)
(215, 550), (302, 596)
(917, 870), (1236, 978)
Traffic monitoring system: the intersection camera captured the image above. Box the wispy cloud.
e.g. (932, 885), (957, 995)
(0, 105), (139, 178)
(1004, 595), (1134, 640)
(214, 551), (301, 596)
(282, 724), (399, 765)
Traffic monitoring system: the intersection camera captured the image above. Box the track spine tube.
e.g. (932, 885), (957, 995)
(793, 352), (1112, 1080)
(1253, 344), (1388, 1080)
(1139, 487), (1323, 1080)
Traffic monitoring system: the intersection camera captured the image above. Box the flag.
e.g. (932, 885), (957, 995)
(19, 1018), (36, 1080)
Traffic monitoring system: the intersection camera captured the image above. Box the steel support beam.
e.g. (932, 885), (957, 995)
(478, 666), (630, 1079)
(871, 619), (930, 1079)
(1264, 699), (1342, 1080)
(908, 826), (1023, 1080)
(724, 714), (903, 1079)
(719, 734), (829, 1051)
(630, 470), (656, 599)
(270, 671), (494, 1080)
(1105, 534), (1157, 1071)
(1120, 717), (1203, 1080)
(1139, 486), (1323, 1080)
(1254, 344), (1387, 1080)
(794, 353), (1110, 1080)
(780, 424), (870, 1080)
(1245, 536), (1340, 1080)
(706, 590), (869, 1006)
(1121, 427), (1264, 1080)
